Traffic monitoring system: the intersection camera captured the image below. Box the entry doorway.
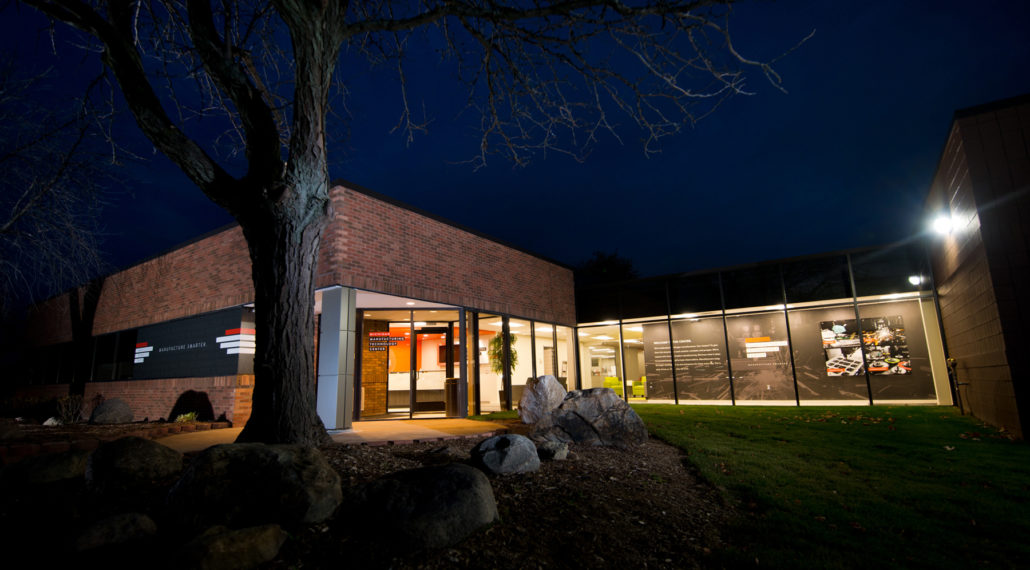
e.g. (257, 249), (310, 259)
(357, 308), (463, 420)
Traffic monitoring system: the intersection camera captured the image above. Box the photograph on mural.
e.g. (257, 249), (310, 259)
(820, 318), (864, 376)
(727, 313), (794, 400)
(861, 316), (911, 375)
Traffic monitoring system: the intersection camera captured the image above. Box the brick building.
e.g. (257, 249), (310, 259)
(12, 182), (577, 429)
(925, 93), (1030, 437)
(7, 94), (1030, 439)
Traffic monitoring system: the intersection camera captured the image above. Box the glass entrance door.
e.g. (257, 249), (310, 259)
(357, 308), (462, 420)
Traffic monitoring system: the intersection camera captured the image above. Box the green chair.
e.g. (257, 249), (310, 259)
(603, 376), (623, 397)
(632, 375), (647, 398)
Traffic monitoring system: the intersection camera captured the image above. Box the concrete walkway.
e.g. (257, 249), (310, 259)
(155, 418), (509, 453)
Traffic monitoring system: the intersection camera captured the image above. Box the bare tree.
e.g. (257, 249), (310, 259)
(0, 62), (107, 317)
(21, 0), (800, 445)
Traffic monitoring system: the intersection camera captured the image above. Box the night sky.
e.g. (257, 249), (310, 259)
(4, 1), (1030, 279)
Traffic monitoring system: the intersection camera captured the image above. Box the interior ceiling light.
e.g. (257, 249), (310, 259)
(908, 275), (923, 286)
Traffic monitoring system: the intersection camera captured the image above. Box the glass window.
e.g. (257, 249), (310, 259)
(782, 255), (852, 304)
(554, 325), (575, 391)
(92, 333), (118, 381)
(620, 323), (649, 401)
(619, 278), (668, 320)
(671, 316), (732, 401)
(787, 306), (869, 403)
(508, 318), (533, 408)
(721, 266), (784, 310)
(850, 244), (930, 298)
(114, 329), (137, 380)
(576, 283), (620, 324)
(477, 314), (504, 412)
(358, 310), (393, 418)
(725, 312), (796, 402)
(858, 300), (937, 402)
(669, 273), (722, 315)
(578, 324), (623, 395)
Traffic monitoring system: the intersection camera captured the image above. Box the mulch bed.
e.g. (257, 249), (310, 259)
(1, 417), (735, 568)
(0, 419), (231, 463)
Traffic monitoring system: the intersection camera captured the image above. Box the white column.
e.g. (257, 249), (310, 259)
(316, 286), (356, 430)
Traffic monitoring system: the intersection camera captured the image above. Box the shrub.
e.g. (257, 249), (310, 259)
(175, 411), (198, 423)
(56, 395), (84, 424)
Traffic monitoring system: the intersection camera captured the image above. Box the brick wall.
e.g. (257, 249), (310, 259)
(360, 320), (390, 416)
(26, 185), (574, 345)
(25, 226), (254, 345)
(82, 376), (246, 424)
(318, 185), (577, 326)
(928, 96), (1030, 437)
(7, 376), (253, 425)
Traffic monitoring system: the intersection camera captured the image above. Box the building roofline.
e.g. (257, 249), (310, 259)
(576, 240), (919, 290)
(953, 92), (1030, 120)
(331, 178), (575, 270)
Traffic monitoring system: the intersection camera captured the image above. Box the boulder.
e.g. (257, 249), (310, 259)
(86, 437), (183, 497)
(0, 422), (22, 440)
(531, 388), (648, 448)
(43, 416), (63, 427)
(74, 512), (157, 552)
(166, 443), (341, 530)
(518, 375), (567, 424)
(536, 440), (569, 461)
(344, 463), (497, 552)
(178, 524), (286, 570)
(1, 449), (90, 486)
(89, 398), (133, 424)
(471, 434), (540, 475)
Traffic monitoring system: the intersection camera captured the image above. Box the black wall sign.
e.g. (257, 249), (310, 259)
(133, 307), (248, 380)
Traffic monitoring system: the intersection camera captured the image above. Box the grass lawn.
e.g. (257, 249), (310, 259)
(635, 405), (1030, 569)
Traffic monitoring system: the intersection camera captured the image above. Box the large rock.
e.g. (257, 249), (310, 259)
(89, 398), (133, 424)
(536, 440), (569, 461)
(471, 434), (540, 475)
(1, 449), (90, 486)
(531, 388), (648, 448)
(178, 524), (286, 570)
(74, 512), (157, 552)
(518, 375), (567, 424)
(166, 443), (342, 530)
(86, 437), (183, 496)
(344, 463), (498, 552)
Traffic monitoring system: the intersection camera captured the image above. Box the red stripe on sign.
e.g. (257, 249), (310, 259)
(225, 328), (256, 335)
(135, 342), (148, 348)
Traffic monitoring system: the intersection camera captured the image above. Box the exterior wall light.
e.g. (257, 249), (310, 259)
(932, 214), (955, 235)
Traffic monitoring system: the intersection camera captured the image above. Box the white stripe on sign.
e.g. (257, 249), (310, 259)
(219, 340), (257, 349)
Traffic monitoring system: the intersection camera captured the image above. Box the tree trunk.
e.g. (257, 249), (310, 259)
(235, 200), (330, 446)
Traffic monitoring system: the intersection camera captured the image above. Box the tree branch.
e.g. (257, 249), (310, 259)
(22, 0), (243, 211)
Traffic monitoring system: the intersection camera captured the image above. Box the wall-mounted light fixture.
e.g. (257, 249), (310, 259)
(932, 214), (956, 235)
